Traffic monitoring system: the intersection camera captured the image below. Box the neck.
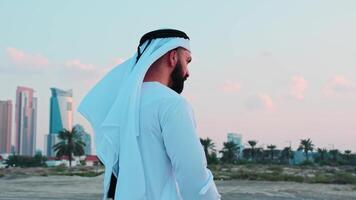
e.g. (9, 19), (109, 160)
(143, 71), (170, 87)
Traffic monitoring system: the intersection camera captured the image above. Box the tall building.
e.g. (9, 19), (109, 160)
(74, 124), (92, 155)
(227, 132), (244, 156)
(15, 86), (37, 156)
(0, 100), (12, 154)
(46, 88), (73, 157)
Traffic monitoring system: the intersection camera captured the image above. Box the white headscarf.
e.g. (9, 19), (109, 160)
(77, 36), (190, 200)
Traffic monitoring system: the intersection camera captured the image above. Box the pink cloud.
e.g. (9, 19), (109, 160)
(63, 59), (115, 87)
(246, 93), (275, 111)
(65, 59), (113, 75)
(323, 75), (355, 95)
(65, 59), (96, 71)
(290, 75), (307, 100)
(5, 47), (49, 67)
(220, 80), (241, 93)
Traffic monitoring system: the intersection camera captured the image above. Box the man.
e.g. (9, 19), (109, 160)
(78, 29), (221, 200)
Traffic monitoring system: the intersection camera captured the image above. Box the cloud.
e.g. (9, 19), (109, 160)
(62, 59), (111, 86)
(62, 57), (122, 87)
(323, 75), (355, 96)
(289, 75), (307, 100)
(246, 93), (274, 111)
(2, 46), (116, 86)
(5, 47), (49, 67)
(64, 59), (112, 75)
(65, 59), (96, 71)
(220, 80), (241, 93)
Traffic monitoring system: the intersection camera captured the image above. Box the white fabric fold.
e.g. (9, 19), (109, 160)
(198, 170), (221, 200)
(77, 37), (190, 200)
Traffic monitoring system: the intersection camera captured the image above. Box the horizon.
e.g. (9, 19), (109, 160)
(1, 1), (355, 153)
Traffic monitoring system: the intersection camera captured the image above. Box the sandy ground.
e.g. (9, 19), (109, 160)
(0, 175), (355, 200)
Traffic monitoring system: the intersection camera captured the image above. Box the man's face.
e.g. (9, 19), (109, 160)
(170, 49), (192, 94)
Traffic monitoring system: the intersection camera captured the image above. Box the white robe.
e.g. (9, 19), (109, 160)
(77, 37), (219, 200)
(136, 81), (221, 200)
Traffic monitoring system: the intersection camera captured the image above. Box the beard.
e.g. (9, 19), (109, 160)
(169, 60), (187, 94)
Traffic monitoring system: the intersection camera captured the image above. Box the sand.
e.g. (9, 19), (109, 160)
(0, 175), (355, 200)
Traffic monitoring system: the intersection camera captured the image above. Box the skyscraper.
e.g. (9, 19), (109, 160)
(227, 132), (244, 156)
(46, 88), (73, 157)
(0, 100), (12, 154)
(15, 86), (37, 156)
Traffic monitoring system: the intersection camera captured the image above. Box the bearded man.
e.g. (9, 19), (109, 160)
(78, 29), (221, 200)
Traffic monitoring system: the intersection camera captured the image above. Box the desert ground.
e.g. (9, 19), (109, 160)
(0, 174), (355, 200)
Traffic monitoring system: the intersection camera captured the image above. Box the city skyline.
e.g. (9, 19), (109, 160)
(0, 86), (93, 156)
(0, 1), (355, 153)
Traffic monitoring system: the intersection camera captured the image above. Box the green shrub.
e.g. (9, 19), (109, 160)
(59, 171), (103, 177)
(311, 172), (356, 184)
(230, 169), (258, 180)
(235, 160), (250, 165)
(312, 174), (333, 184)
(267, 165), (284, 173)
(283, 175), (304, 183)
(40, 173), (48, 177)
(333, 172), (356, 184)
(258, 172), (282, 181)
(53, 164), (67, 173)
(299, 160), (314, 166)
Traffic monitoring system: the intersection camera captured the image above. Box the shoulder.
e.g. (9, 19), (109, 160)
(141, 82), (194, 120)
(158, 95), (195, 127)
(160, 94), (192, 115)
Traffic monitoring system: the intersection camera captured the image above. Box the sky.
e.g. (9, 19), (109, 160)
(1, 0), (355, 153)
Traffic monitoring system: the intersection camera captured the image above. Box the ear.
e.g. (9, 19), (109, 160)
(168, 50), (178, 68)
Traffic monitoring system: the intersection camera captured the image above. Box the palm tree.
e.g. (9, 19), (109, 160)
(236, 145), (242, 160)
(297, 138), (314, 161)
(219, 141), (238, 164)
(344, 150), (352, 161)
(53, 127), (86, 167)
(208, 151), (219, 165)
(267, 145), (277, 160)
(281, 147), (293, 164)
(256, 147), (265, 161)
(247, 140), (258, 161)
(317, 148), (328, 162)
(200, 137), (216, 161)
(329, 149), (339, 162)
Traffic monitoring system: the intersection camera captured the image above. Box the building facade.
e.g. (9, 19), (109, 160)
(15, 86), (37, 156)
(46, 88), (73, 157)
(227, 132), (244, 157)
(0, 100), (12, 154)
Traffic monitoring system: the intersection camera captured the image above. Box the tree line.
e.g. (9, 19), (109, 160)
(200, 137), (356, 166)
(5, 128), (355, 168)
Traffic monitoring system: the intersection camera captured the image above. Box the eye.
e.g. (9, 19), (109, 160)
(187, 57), (192, 63)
